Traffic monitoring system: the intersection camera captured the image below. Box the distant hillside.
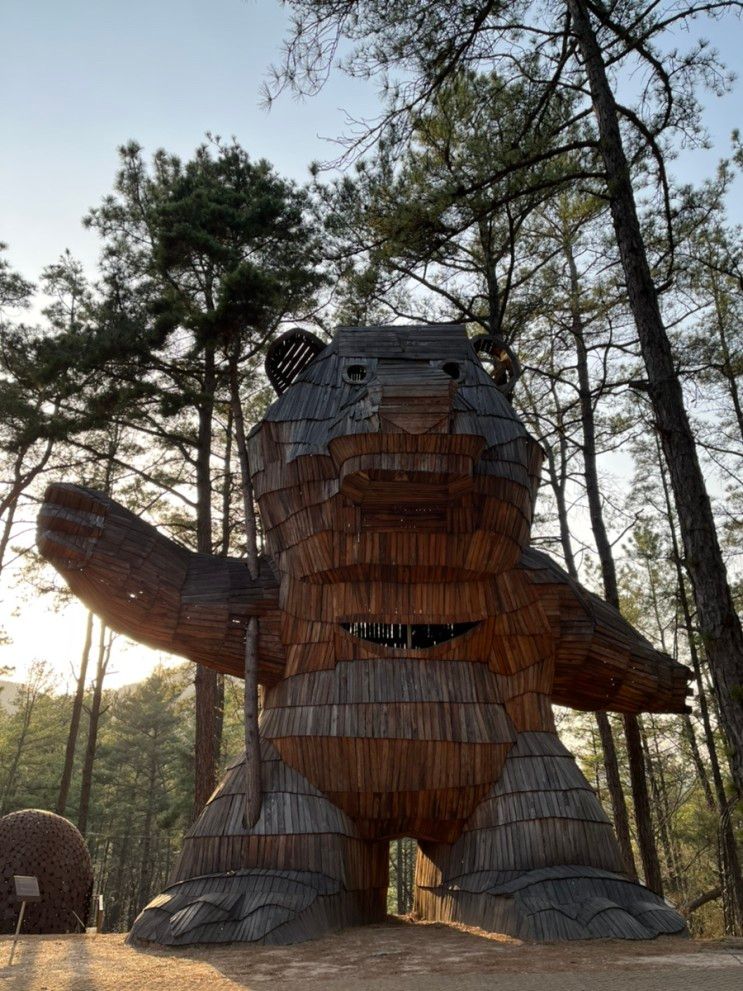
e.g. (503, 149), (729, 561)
(0, 679), (21, 712)
(0, 662), (194, 713)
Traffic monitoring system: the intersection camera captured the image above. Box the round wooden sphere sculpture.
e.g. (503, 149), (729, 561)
(0, 809), (92, 934)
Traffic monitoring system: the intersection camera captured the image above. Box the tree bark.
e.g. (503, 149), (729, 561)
(193, 339), (220, 815)
(0, 485), (19, 582)
(213, 408), (233, 771)
(544, 377), (580, 580)
(78, 622), (111, 837)
(396, 839), (405, 913)
(655, 435), (743, 933)
(710, 276), (743, 441)
(682, 713), (715, 811)
(567, 0), (743, 797)
(229, 348), (262, 828)
(623, 713), (664, 894)
(107, 787), (137, 931)
(594, 711), (638, 878)
(563, 227), (643, 881)
(686, 886), (722, 914)
(56, 610), (94, 815)
(0, 425), (56, 579)
(641, 718), (685, 900)
(136, 740), (159, 914)
(526, 347), (638, 879)
(220, 406), (234, 557)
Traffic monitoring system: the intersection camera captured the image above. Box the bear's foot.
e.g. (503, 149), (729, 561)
(416, 865), (687, 941)
(128, 868), (383, 946)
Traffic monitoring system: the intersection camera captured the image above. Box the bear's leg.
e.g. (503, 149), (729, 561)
(129, 739), (389, 946)
(414, 731), (686, 940)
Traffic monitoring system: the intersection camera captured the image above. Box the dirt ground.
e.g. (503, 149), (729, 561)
(2, 919), (742, 991)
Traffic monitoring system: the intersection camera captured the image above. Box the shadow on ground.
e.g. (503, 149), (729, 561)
(130, 916), (743, 991)
(3, 918), (742, 991)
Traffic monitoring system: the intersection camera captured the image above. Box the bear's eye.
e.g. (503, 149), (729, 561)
(344, 363), (368, 383)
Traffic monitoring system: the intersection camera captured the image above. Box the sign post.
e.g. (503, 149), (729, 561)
(9, 875), (41, 964)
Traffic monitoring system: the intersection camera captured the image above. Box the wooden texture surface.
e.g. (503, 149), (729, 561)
(37, 324), (690, 946)
(0, 809), (93, 934)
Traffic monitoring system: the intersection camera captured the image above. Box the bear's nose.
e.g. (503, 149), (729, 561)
(375, 361), (459, 435)
(330, 359), (485, 507)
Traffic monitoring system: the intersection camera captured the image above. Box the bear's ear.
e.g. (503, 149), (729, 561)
(265, 329), (325, 395)
(471, 335), (522, 396)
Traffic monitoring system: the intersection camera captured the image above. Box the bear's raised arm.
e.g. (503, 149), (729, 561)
(37, 483), (284, 684)
(519, 548), (691, 714)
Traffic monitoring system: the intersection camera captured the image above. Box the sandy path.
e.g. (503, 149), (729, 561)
(2, 920), (742, 991)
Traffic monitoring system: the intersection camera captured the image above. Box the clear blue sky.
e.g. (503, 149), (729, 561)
(1, 0), (742, 287)
(0, 0), (381, 281)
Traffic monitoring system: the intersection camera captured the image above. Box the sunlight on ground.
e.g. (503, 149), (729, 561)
(1, 926), (742, 991)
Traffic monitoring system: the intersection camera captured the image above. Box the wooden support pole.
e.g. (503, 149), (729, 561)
(229, 348), (262, 828)
(9, 901), (27, 965)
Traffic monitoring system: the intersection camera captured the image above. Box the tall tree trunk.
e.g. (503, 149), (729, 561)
(0, 489), (19, 582)
(220, 406), (234, 557)
(78, 622), (111, 837)
(652, 719), (687, 901)
(528, 356), (638, 879)
(623, 713), (664, 893)
(229, 348), (262, 828)
(640, 719), (684, 900)
(196, 341), (217, 555)
(567, 0), (743, 796)
(682, 713), (715, 811)
(546, 436), (579, 578)
(194, 340), (220, 814)
(711, 276), (743, 441)
(213, 409), (233, 772)
(595, 712), (638, 878)
(107, 787), (137, 931)
(56, 611), (94, 815)
(95, 833), (111, 921)
(655, 435), (743, 932)
(545, 376), (580, 579)
(478, 217), (502, 337)
(563, 229), (647, 882)
(0, 425), (56, 579)
(136, 744), (159, 914)
(214, 674), (225, 772)
(396, 839), (405, 913)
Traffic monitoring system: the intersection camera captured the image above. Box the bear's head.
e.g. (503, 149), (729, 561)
(248, 324), (543, 585)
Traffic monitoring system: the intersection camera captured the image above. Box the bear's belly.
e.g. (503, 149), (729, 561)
(261, 658), (517, 842)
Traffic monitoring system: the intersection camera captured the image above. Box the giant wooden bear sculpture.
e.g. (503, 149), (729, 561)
(38, 324), (690, 944)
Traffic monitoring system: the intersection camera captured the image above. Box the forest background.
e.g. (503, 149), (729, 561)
(1, 0), (741, 939)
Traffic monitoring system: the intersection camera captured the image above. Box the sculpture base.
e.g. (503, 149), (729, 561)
(414, 865), (687, 941)
(128, 868), (386, 946)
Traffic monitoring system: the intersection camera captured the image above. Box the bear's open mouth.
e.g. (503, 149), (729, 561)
(340, 621), (478, 650)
